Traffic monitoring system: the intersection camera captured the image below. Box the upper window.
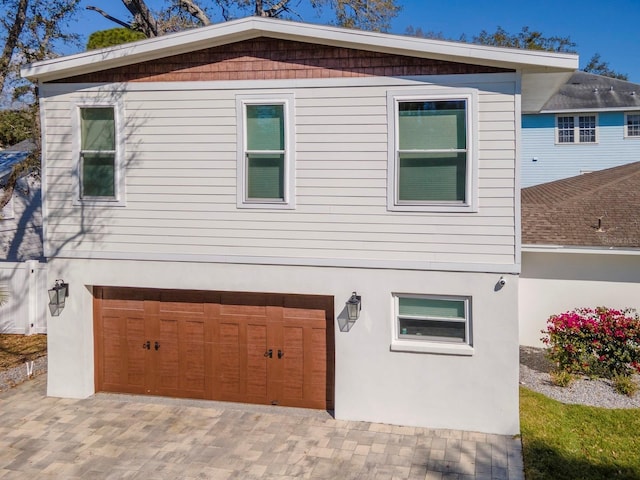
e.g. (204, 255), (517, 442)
(625, 113), (640, 138)
(73, 103), (124, 205)
(236, 95), (295, 209)
(388, 90), (477, 212)
(556, 114), (597, 144)
(391, 294), (473, 355)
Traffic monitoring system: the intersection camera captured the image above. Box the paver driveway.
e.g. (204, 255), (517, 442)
(0, 375), (524, 479)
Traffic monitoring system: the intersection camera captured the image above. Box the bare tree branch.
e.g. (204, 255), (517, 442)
(122, 0), (161, 37)
(177, 0), (211, 25)
(0, 0), (29, 95)
(86, 6), (134, 30)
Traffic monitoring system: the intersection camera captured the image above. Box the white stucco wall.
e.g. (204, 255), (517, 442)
(47, 257), (519, 435)
(520, 250), (640, 347)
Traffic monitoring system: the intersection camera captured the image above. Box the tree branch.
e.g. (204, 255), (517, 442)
(0, 0), (29, 95)
(177, 0), (211, 25)
(86, 6), (134, 30)
(122, 0), (160, 37)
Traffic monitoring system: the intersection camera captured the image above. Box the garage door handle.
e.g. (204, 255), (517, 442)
(143, 341), (150, 350)
(155, 341), (160, 351)
(264, 349), (272, 358)
(278, 350), (284, 359)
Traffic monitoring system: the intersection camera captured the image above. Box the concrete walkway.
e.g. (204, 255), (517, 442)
(0, 376), (524, 479)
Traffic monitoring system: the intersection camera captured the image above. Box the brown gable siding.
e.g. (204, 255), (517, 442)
(54, 37), (512, 83)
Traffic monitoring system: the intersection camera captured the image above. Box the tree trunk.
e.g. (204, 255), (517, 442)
(122, 0), (160, 37)
(0, 0), (29, 95)
(178, 0), (211, 25)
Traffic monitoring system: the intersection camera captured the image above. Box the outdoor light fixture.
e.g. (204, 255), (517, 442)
(346, 291), (362, 321)
(48, 279), (68, 316)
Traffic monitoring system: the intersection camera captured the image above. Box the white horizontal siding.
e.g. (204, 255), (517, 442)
(41, 75), (518, 268)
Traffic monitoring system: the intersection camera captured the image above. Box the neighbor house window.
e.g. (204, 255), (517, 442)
(556, 114), (597, 143)
(391, 294), (473, 355)
(387, 90), (477, 212)
(74, 103), (124, 205)
(625, 113), (640, 137)
(236, 95), (295, 209)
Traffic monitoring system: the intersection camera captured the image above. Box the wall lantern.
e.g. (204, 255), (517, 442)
(346, 291), (362, 321)
(48, 279), (69, 316)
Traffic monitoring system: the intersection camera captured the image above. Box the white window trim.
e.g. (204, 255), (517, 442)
(624, 112), (640, 139)
(236, 93), (296, 210)
(555, 113), (598, 145)
(387, 88), (478, 213)
(390, 293), (474, 355)
(72, 100), (126, 206)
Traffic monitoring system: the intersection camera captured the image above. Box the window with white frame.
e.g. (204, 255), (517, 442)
(75, 104), (124, 205)
(625, 113), (640, 137)
(388, 90), (477, 212)
(556, 114), (597, 143)
(236, 95), (295, 209)
(395, 294), (471, 345)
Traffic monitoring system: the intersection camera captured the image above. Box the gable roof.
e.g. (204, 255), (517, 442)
(540, 71), (640, 112)
(21, 17), (577, 112)
(522, 162), (640, 249)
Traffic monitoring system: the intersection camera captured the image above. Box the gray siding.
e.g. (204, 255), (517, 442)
(41, 75), (518, 269)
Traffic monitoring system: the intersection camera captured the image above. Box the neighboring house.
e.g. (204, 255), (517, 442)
(522, 71), (640, 187)
(21, 17), (576, 435)
(0, 140), (46, 334)
(519, 162), (640, 346)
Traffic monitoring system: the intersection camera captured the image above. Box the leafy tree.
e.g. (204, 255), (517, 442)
(0, 0), (81, 210)
(471, 26), (576, 53)
(583, 53), (628, 81)
(406, 25), (627, 80)
(87, 27), (146, 49)
(88, 0), (401, 36)
(0, 108), (33, 147)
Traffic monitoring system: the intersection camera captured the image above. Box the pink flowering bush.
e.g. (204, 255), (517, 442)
(542, 307), (640, 378)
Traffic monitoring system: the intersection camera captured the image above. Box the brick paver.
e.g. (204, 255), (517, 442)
(0, 376), (524, 479)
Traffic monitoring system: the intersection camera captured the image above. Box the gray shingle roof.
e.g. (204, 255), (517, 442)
(521, 162), (640, 248)
(541, 71), (640, 111)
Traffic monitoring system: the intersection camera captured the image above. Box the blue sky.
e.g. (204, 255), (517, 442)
(71, 0), (640, 82)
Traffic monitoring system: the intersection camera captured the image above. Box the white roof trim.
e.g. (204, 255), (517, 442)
(523, 244), (640, 256)
(21, 17), (578, 82)
(539, 106), (640, 114)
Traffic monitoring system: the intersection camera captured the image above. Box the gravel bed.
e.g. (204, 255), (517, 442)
(519, 346), (640, 409)
(0, 356), (47, 393)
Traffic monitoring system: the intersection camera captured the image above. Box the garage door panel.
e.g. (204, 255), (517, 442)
(180, 319), (207, 398)
(95, 287), (334, 410)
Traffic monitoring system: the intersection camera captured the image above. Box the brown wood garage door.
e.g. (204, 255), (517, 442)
(93, 287), (334, 410)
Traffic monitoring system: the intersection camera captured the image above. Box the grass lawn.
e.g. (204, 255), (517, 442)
(0, 334), (47, 370)
(520, 386), (640, 480)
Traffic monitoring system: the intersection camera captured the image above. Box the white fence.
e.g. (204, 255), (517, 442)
(0, 260), (47, 334)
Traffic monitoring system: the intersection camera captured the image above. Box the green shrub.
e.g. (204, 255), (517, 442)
(549, 369), (575, 387)
(613, 375), (638, 397)
(87, 28), (146, 50)
(542, 307), (640, 379)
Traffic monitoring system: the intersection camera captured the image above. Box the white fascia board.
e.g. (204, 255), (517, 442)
(539, 106), (640, 114)
(523, 244), (640, 256)
(21, 17), (578, 82)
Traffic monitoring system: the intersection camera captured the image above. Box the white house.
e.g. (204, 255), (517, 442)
(520, 162), (640, 347)
(22, 17), (576, 435)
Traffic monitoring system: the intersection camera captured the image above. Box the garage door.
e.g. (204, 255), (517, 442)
(93, 287), (334, 410)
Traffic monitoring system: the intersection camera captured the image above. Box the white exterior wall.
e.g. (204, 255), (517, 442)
(39, 72), (522, 435)
(48, 257), (520, 435)
(520, 250), (640, 347)
(40, 74), (519, 272)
